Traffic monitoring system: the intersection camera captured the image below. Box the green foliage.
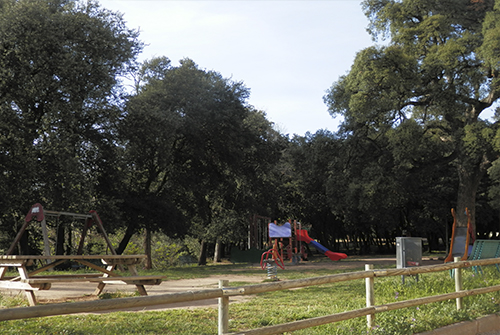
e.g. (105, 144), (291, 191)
(324, 0), (500, 237)
(183, 235), (202, 259)
(488, 159), (500, 208)
(116, 56), (284, 259)
(99, 291), (139, 300)
(4, 0), (500, 263)
(122, 241), (142, 255)
(120, 231), (200, 268)
(0, 294), (28, 309)
(152, 241), (183, 269)
(0, 310), (218, 335)
(0, 0), (143, 252)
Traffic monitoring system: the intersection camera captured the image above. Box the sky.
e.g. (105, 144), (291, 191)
(98, 0), (374, 136)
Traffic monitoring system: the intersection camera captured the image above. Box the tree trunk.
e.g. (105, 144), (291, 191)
(19, 232), (29, 255)
(67, 225), (72, 255)
(198, 239), (208, 266)
(116, 223), (136, 255)
(455, 158), (486, 237)
(214, 238), (222, 263)
(144, 228), (152, 269)
(56, 223), (65, 255)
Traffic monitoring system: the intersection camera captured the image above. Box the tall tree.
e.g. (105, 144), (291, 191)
(324, 0), (500, 233)
(121, 57), (283, 264)
(282, 131), (347, 250)
(115, 57), (185, 254)
(0, 0), (142, 251)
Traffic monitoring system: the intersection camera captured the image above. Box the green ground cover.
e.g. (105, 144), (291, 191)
(1, 258), (500, 334)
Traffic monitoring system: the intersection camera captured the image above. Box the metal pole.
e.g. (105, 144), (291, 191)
(219, 280), (229, 335)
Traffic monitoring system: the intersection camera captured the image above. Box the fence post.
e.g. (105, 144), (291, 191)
(454, 257), (463, 310)
(365, 264), (375, 329)
(219, 279), (229, 335)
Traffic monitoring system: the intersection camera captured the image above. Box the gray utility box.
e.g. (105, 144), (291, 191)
(396, 237), (422, 268)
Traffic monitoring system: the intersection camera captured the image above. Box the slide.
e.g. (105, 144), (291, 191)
(444, 208), (473, 263)
(296, 229), (347, 261)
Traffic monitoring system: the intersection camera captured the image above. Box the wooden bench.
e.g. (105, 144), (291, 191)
(468, 240), (500, 274)
(23, 275), (164, 285)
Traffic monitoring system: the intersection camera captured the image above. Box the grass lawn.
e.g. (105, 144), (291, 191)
(1, 256), (500, 334)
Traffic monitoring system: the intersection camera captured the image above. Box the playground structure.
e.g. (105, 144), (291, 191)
(4, 203), (118, 260)
(248, 214), (271, 250)
(0, 203), (163, 305)
(296, 229), (348, 261)
(444, 208), (474, 263)
(260, 221), (293, 280)
(260, 220), (347, 279)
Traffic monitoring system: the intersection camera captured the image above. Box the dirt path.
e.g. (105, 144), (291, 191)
(1, 256), (443, 311)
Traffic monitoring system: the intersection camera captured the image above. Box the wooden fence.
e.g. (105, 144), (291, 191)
(1, 257), (500, 335)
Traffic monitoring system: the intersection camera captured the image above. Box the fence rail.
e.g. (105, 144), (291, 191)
(1, 257), (500, 335)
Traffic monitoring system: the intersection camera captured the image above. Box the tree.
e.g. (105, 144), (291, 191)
(324, 0), (500, 234)
(278, 131), (345, 250)
(121, 57), (283, 264)
(115, 57), (185, 256)
(0, 0), (142, 252)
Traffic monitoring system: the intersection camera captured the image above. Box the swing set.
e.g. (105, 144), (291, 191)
(5, 203), (117, 258)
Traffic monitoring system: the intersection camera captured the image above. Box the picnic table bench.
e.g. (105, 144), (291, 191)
(0, 255), (164, 306)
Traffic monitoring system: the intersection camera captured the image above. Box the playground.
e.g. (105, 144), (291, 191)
(0, 209), (493, 308)
(0, 206), (356, 308)
(1, 208), (500, 334)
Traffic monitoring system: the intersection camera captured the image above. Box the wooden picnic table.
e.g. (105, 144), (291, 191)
(0, 255), (164, 306)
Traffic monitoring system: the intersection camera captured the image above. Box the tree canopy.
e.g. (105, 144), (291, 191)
(325, 0), (500, 233)
(4, 0), (500, 262)
(120, 57), (284, 263)
(0, 0), (142, 252)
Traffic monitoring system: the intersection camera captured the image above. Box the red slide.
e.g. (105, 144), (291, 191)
(296, 229), (347, 261)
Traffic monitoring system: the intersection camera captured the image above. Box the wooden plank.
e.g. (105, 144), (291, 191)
(101, 258), (144, 266)
(24, 273), (105, 279)
(28, 260), (67, 276)
(219, 280), (229, 335)
(5, 220), (30, 255)
(18, 265), (37, 306)
(229, 284), (500, 335)
(100, 278), (162, 286)
(127, 264), (148, 296)
(365, 264), (375, 328)
(93, 264), (114, 295)
(118, 279), (162, 285)
(0, 262), (26, 267)
(43, 210), (92, 219)
(24, 276), (164, 284)
(0, 288), (223, 321)
(0, 281), (51, 290)
(90, 212), (117, 257)
(73, 260), (119, 277)
(232, 259), (500, 297)
(40, 218), (51, 260)
(454, 257), (463, 310)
